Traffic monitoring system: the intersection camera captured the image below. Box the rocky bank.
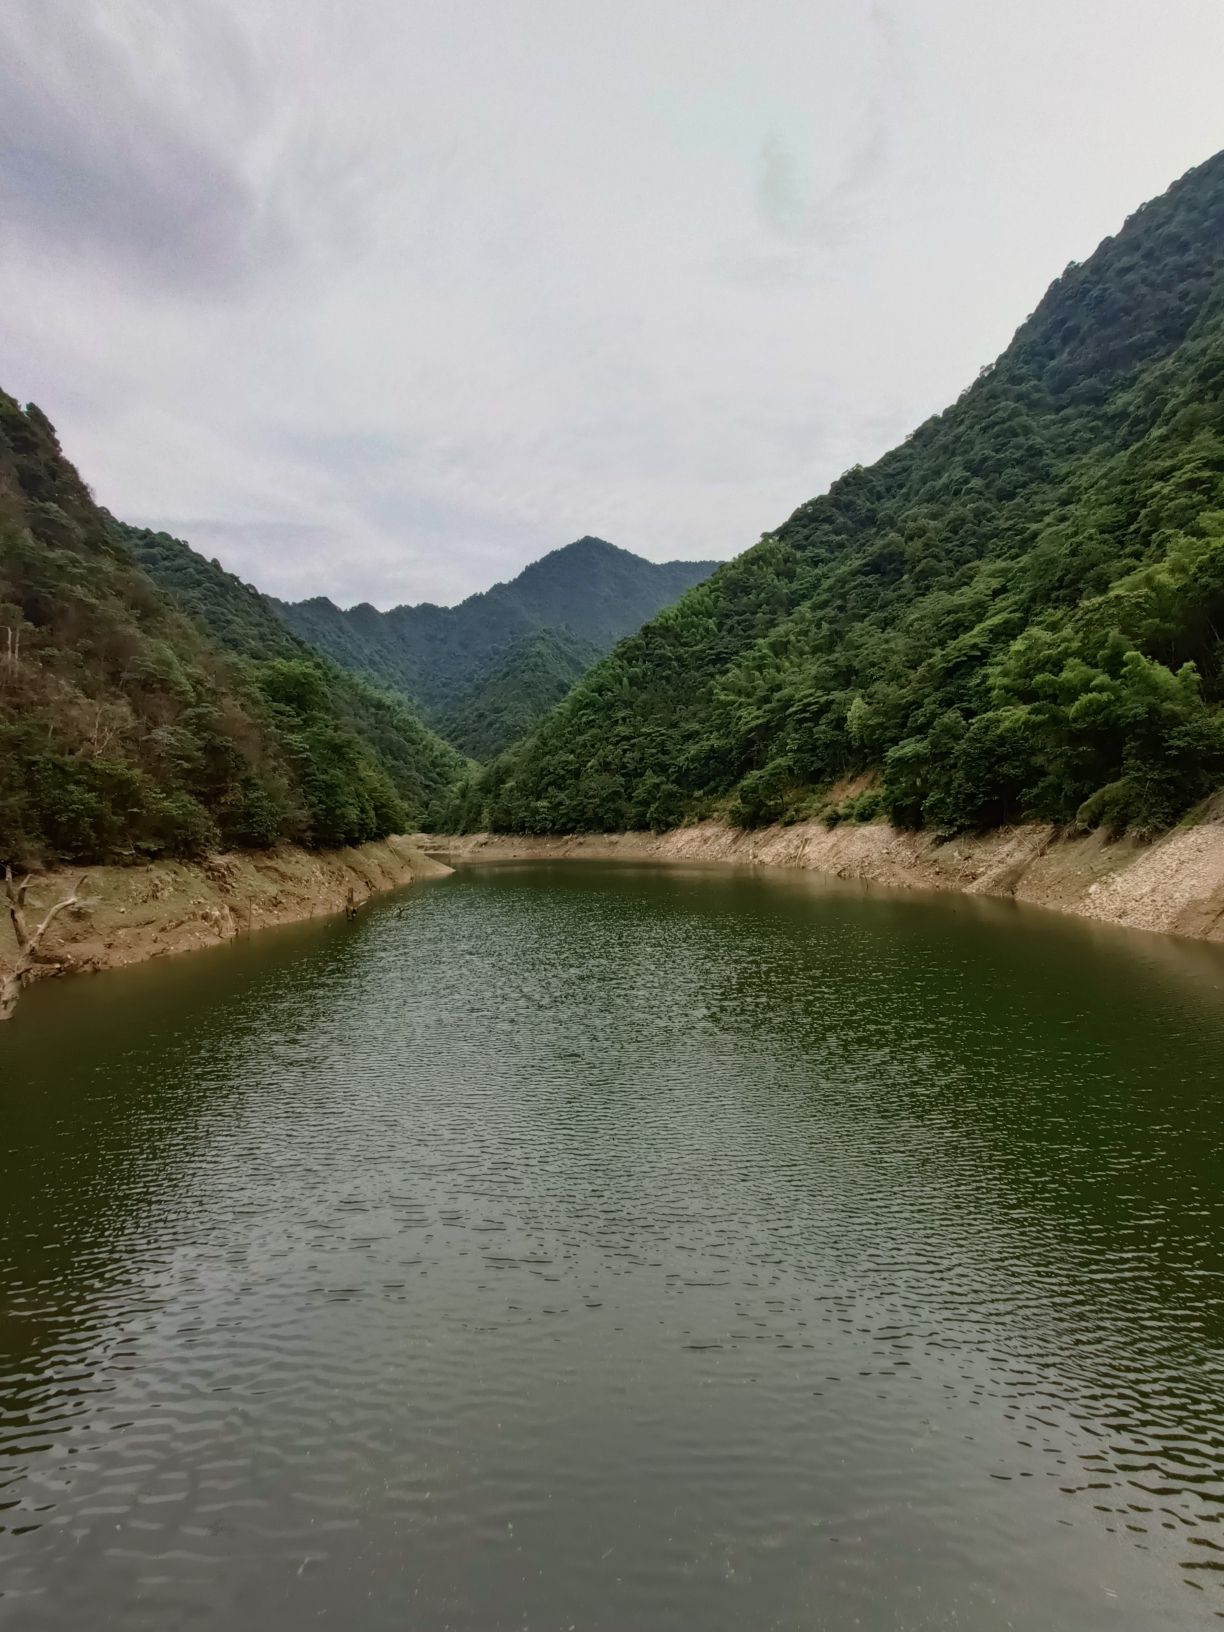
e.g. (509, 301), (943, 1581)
(1, 835), (451, 995)
(9, 814), (1224, 1012)
(424, 818), (1224, 943)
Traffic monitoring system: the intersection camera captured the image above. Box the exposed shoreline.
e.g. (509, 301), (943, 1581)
(7, 812), (1224, 1009)
(423, 819), (1224, 944)
(0, 835), (452, 995)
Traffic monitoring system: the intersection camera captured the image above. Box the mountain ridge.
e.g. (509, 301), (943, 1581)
(296, 536), (716, 618)
(469, 149), (1224, 840)
(274, 536), (719, 730)
(0, 395), (464, 868)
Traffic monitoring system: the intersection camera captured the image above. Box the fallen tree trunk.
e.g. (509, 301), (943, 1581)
(1, 866), (91, 1022)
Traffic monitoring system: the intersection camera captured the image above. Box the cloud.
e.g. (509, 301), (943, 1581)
(755, 3), (899, 254)
(1, 0), (1222, 606)
(0, 5), (260, 288)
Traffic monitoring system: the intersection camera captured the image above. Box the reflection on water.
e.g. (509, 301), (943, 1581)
(1, 861), (1222, 1630)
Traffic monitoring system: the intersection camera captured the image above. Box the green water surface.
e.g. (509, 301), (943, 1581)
(1, 861), (1223, 1629)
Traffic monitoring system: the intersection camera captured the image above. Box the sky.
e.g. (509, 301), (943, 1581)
(2, 3), (1223, 609)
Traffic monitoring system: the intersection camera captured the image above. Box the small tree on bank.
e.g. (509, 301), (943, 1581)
(1, 866), (91, 1022)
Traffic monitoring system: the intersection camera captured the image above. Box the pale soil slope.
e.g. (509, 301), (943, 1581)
(425, 820), (1224, 943)
(1, 836), (451, 985)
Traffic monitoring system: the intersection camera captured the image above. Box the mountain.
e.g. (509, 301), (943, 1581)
(274, 537), (718, 735)
(124, 525), (466, 809)
(0, 394), (464, 867)
(431, 627), (600, 761)
(477, 151), (1224, 839)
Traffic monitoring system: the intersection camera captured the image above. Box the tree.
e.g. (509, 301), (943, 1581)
(1, 866), (92, 1022)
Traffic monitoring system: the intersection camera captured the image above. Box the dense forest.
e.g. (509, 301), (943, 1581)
(125, 527), (465, 816)
(431, 627), (599, 760)
(0, 397), (464, 867)
(464, 151), (1224, 839)
(276, 537), (716, 728)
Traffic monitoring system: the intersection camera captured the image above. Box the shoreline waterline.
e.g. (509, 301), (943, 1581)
(7, 808), (1224, 1012)
(0, 835), (451, 1004)
(421, 816), (1224, 944)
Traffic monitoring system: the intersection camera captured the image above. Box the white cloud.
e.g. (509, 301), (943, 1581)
(1, 0), (1222, 606)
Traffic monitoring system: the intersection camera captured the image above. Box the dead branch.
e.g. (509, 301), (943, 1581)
(2, 866), (92, 1022)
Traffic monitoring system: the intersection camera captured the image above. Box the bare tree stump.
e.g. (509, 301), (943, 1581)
(1, 866), (92, 1022)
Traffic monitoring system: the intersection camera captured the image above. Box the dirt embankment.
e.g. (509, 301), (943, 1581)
(1, 836), (452, 988)
(11, 814), (1224, 1000)
(423, 819), (1224, 943)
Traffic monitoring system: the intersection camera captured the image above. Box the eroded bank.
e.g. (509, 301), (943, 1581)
(424, 819), (1224, 943)
(1, 836), (451, 997)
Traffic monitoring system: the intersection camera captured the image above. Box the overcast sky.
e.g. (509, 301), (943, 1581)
(2, 2), (1222, 608)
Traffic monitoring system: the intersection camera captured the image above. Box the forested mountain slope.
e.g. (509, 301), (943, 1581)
(125, 526), (465, 818)
(478, 151), (1224, 838)
(430, 627), (600, 761)
(275, 537), (717, 725)
(0, 395), (463, 867)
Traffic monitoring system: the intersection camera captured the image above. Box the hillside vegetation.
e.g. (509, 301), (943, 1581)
(125, 526), (465, 815)
(276, 537), (717, 735)
(475, 151), (1224, 839)
(431, 627), (599, 761)
(0, 397), (463, 867)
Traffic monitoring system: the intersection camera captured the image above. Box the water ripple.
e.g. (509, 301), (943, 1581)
(1, 862), (1223, 1629)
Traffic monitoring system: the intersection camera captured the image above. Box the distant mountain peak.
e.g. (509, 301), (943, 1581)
(275, 537), (719, 748)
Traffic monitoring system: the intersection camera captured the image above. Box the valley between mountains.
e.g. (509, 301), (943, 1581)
(6, 151), (1224, 999)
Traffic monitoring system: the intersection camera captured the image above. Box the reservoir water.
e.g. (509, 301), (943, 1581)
(1, 860), (1223, 1629)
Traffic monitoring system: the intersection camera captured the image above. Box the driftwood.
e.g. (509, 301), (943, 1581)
(1, 866), (91, 1022)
